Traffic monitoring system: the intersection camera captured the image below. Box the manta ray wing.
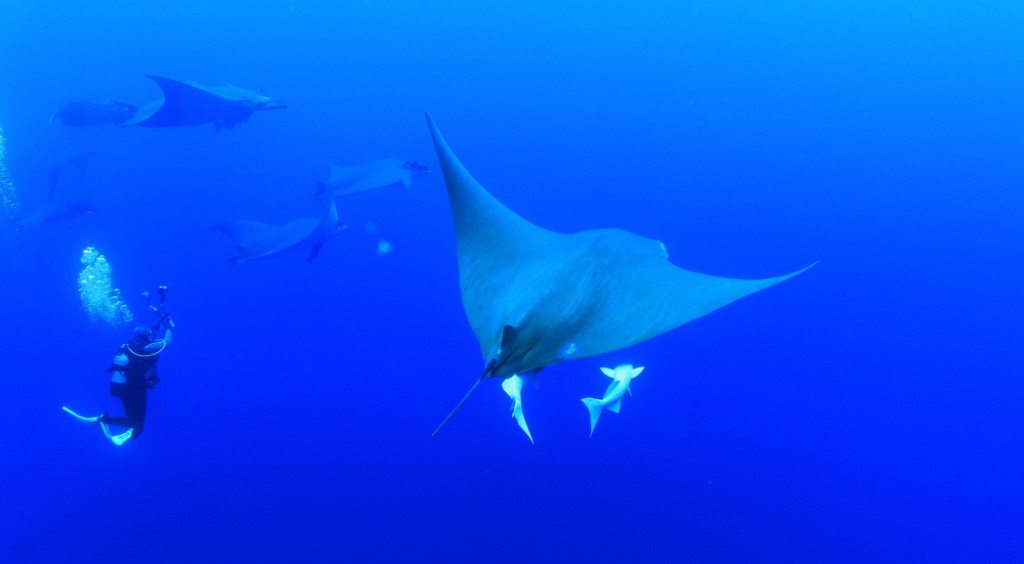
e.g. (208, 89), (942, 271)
(319, 159), (413, 198)
(50, 99), (137, 127)
(426, 115), (565, 362)
(206, 84), (259, 101)
(557, 229), (814, 361)
(425, 113), (812, 378)
(211, 218), (320, 262)
(134, 76), (239, 127)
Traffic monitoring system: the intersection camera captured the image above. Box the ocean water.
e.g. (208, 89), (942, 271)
(1, 1), (1022, 562)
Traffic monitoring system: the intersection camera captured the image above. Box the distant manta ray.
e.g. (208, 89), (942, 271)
(51, 76), (286, 130)
(50, 100), (135, 127)
(211, 200), (342, 263)
(126, 76), (286, 129)
(44, 150), (97, 199)
(425, 113), (815, 436)
(16, 201), (97, 227)
(315, 159), (431, 200)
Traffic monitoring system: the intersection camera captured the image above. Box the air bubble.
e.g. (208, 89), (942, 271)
(78, 247), (133, 325)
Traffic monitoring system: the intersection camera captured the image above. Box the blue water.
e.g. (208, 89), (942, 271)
(2, 1), (1022, 561)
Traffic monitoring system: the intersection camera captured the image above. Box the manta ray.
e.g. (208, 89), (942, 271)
(50, 100), (136, 127)
(315, 159), (431, 200)
(425, 114), (814, 436)
(45, 150), (97, 199)
(17, 201), (97, 227)
(52, 76), (286, 130)
(211, 200), (342, 263)
(127, 76), (286, 129)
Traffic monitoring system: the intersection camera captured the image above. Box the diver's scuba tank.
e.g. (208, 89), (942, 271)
(108, 351), (129, 385)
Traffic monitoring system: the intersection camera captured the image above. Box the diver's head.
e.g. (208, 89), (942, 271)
(132, 326), (153, 344)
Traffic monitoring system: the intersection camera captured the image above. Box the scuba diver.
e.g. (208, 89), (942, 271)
(63, 286), (174, 446)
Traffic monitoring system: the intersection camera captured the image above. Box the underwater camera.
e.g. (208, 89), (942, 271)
(141, 285), (173, 328)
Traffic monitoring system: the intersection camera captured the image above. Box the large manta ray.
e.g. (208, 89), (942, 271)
(126, 76), (286, 129)
(51, 76), (285, 130)
(425, 114), (813, 434)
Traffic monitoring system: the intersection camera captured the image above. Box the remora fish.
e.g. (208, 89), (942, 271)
(581, 364), (644, 436)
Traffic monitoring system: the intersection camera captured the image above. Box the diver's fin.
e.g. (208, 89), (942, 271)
(581, 397), (603, 436)
(98, 422), (133, 446)
(62, 406), (103, 423)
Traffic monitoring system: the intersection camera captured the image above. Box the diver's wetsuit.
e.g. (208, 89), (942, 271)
(102, 319), (171, 439)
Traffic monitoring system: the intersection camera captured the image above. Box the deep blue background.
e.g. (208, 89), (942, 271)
(1, 1), (1022, 561)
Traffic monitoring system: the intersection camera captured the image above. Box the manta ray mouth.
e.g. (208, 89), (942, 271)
(489, 351), (545, 379)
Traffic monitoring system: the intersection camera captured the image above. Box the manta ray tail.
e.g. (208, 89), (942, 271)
(432, 360), (499, 437)
(431, 376), (484, 437)
(581, 398), (604, 436)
